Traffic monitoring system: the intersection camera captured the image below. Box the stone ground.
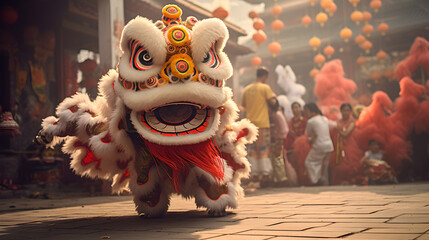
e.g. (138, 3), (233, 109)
(0, 182), (428, 240)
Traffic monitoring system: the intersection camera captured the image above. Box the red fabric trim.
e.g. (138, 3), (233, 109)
(221, 152), (244, 171)
(143, 138), (224, 192)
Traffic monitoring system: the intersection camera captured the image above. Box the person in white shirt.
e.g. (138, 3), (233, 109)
(303, 103), (334, 185)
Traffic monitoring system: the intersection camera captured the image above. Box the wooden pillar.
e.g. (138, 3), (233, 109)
(98, 0), (124, 70)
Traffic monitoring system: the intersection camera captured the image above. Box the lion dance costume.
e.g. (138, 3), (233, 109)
(35, 4), (257, 217)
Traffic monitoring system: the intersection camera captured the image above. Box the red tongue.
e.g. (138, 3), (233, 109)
(143, 138), (224, 192)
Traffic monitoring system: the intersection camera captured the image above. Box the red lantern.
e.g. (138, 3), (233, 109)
(309, 36), (321, 51)
(362, 24), (374, 37)
(376, 50), (387, 60)
(320, 0), (333, 10)
(301, 15), (312, 27)
(0, 6), (18, 25)
(340, 27), (352, 42)
(271, 19), (284, 33)
(377, 23), (389, 36)
(361, 40), (373, 54)
(370, 0), (382, 13)
(271, 5), (283, 18)
(253, 18), (265, 30)
(248, 11), (258, 19)
(356, 56), (367, 65)
(268, 41), (282, 57)
(251, 56), (262, 67)
(362, 11), (372, 23)
(350, 10), (363, 25)
(323, 45), (335, 58)
(252, 30), (267, 45)
(316, 12), (328, 27)
(354, 34), (366, 45)
(314, 53), (326, 67)
(310, 68), (320, 78)
(349, 0), (360, 7)
(371, 71), (382, 82)
(212, 6), (229, 20)
(384, 68), (394, 79)
(326, 2), (337, 16)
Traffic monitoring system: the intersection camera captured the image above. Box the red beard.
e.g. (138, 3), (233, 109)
(143, 138), (224, 192)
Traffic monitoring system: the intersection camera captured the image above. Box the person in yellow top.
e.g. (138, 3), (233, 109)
(241, 67), (277, 188)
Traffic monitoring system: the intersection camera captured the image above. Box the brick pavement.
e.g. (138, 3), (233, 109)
(0, 182), (428, 240)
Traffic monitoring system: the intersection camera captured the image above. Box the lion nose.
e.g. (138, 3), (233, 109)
(172, 59), (191, 79)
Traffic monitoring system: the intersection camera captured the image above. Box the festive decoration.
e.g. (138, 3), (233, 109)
(326, 2), (337, 16)
(362, 23), (374, 37)
(271, 5), (283, 18)
(323, 45), (335, 58)
(314, 53), (326, 67)
(301, 15), (312, 27)
(253, 18), (265, 30)
(362, 11), (372, 23)
(252, 30), (267, 45)
(271, 19), (285, 33)
(0, 5), (18, 25)
(251, 56), (262, 67)
(310, 68), (320, 78)
(361, 40), (373, 54)
(350, 10), (363, 25)
(316, 12), (328, 27)
(36, 4), (258, 218)
(371, 71), (382, 82)
(309, 36), (321, 51)
(354, 34), (366, 45)
(349, 0), (360, 7)
(320, 0), (333, 10)
(340, 27), (353, 42)
(212, 6), (229, 20)
(370, 0), (382, 13)
(376, 50), (387, 61)
(377, 22), (389, 36)
(248, 10), (258, 19)
(268, 41), (282, 57)
(356, 56), (367, 65)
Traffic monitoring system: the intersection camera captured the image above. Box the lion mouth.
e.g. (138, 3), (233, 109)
(139, 102), (212, 136)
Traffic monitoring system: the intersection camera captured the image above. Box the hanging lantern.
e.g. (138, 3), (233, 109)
(376, 50), (387, 60)
(271, 19), (285, 33)
(314, 53), (326, 67)
(253, 18), (265, 30)
(248, 11), (258, 19)
(377, 23), (389, 36)
(316, 12), (328, 27)
(361, 40), (373, 54)
(384, 68), (394, 79)
(362, 11), (372, 23)
(320, 0), (333, 10)
(308, 0), (318, 6)
(362, 24), (374, 37)
(0, 6), (18, 25)
(271, 5), (283, 18)
(212, 6), (229, 20)
(354, 34), (366, 45)
(370, 0), (382, 13)
(350, 10), (363, 25)
(371, 71), (382, 82)
(323, 45), (335, 58)
(251, 56), (262, 67)
(326, 2), (337, 16)
(310, 68), (320, 78)
(268, 41), (282, 57)
(348, 0), (360, 7)
(356, 56), (367, 65)
(252, 30), (267, 45)
(340, 27), (352, 42)
(301, 15), (312, 27)
(309, 36), (321, 51)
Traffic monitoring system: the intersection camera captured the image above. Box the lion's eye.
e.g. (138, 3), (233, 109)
(202, 43), (220, 69)
(129, 40), (153, 70)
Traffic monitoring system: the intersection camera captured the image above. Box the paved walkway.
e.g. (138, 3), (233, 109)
(1, 182), (429, 240)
